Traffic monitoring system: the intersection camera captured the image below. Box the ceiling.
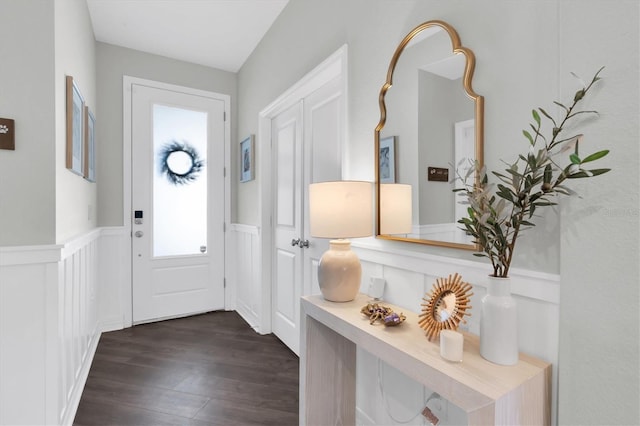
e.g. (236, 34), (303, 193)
(86, 0), (290, 73)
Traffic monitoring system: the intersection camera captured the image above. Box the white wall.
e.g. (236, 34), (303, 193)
(54, 0), (98, 244)
(0, 0), (56, 245)
(95, 42), (238, 227)
(237, 0), (639, 424)
(0, 0), (97, 246)
(557, 1), (640, 425)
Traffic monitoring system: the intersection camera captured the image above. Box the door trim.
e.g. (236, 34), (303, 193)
(257, 45), (348, 334)
(123, 76), (231, 327)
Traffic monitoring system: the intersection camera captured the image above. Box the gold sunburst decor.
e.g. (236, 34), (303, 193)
(418, 273), (473, 341)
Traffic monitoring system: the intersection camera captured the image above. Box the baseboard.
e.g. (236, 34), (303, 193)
(235, 300), (261, 334)
(100, 316), (125, 333)
(60, 330), (101, 426)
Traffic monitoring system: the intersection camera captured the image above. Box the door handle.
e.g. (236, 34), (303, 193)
(291, 238), (300, 247)
(135, 231), (144, 238)
(299, 239), (310, 248)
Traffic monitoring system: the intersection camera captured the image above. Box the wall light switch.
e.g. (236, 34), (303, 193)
(0, 118), (15, 150)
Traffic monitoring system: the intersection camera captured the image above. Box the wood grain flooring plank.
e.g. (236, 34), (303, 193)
(193, 397), (298, 426)
(174, 375), (298, 413)
(80, 377), (211, 418)
(73, 398), (220, 426)
(73, 311), (299, 426)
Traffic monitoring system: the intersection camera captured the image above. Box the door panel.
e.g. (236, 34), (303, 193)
(275, 249), (297, 323)
(303, 77), (343, 298)
(271, 76), (344, 354)
(272, 102), (303, 353)
(131, 83), (225, 324)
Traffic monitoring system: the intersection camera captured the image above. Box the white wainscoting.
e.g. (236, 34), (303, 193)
(229, 224), (262, 333)
(352, 238), (560, 425)
(97, 227), (129, 332)
(0, 230), (101, 425)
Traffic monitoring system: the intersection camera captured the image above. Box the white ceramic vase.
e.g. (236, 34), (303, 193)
(480, 275), (519, 365)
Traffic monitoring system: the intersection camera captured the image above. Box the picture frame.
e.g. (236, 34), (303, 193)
(240, 135), (255, 183)
(84, 106), (96, 182)
(379, 136), (396, 183)
(66, 76), (84, 176)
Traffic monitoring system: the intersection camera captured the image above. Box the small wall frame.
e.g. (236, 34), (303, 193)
(240, 135), (255, 183)
(84, 106), (96, 182)
(379, 135), (396, 183)
(66, 76), (84, 176)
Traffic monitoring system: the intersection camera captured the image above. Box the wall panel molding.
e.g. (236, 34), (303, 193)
(229, 224), (262, 332)
(352, 238), (560, 425)
(0, 229), (102, 425)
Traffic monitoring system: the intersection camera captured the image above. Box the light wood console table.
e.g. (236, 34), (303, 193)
(300, 293), (551, 425)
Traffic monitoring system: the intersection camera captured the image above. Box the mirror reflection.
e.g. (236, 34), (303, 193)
(376, 20), (484, 250)
(435, 290), (456, 321)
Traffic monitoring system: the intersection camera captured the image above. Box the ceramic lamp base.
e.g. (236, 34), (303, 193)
(317, 239), (361, 302)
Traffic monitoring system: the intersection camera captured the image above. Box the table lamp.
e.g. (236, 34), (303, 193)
(309, 181), (373, 302)
(379, 183), (412, 235)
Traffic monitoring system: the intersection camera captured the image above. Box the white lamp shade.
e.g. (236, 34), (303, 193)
(309, 181), (373, 239)
(380, 183), (412, 235)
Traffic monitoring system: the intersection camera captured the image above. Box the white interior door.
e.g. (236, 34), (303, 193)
(131, 83), (226, 324)
(271, 76), (343, 354)
(454, 118), (475, 223)
(302, 78), (343, 297)
(272, 101), (304, 353)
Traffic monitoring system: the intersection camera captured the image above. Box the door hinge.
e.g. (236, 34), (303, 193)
(223, 111), (226, 122)
(223, 222), (226, 232)
(223, 166), (226, 177)
(224, 278), (227, 288)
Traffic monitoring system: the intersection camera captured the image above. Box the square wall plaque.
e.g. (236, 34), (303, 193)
(0, 118), (15, 150)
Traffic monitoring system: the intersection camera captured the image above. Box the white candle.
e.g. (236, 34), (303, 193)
(440, 329), (464, 362)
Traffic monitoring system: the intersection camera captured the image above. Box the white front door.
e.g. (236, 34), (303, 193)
(271, 76), (343, 354)
(131, 83), (226, 324)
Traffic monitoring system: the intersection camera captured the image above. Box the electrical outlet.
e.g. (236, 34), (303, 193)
(368, 277), (385, 299)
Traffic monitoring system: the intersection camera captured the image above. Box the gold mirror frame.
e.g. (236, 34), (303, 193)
(375, 20), (484, 250)
(418, 273), (473, 340)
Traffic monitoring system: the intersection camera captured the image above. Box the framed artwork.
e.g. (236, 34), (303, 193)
(379, 136), (396, 183)
(84, 106), (96, 182)
(240, 135), (255, 183)
(66, 76), (84, 176)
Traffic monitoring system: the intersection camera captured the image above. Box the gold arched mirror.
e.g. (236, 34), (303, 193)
(375, 20), (484, 250)
(418, 273), (473, 341)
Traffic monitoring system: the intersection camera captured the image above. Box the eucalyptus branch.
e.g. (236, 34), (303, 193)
(455, 67), (610, 278)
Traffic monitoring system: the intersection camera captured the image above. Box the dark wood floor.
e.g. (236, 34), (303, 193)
(73, 311), (299, 426)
